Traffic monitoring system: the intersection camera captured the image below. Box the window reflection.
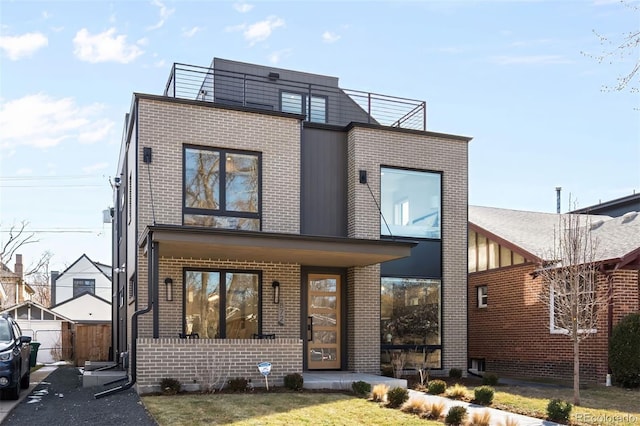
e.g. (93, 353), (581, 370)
(381, 167), (441, 239)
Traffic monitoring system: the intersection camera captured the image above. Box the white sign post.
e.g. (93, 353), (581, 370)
(257, 362), (272, 390)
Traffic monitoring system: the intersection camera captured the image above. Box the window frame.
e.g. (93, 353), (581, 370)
(182, 268), (263, 339)
(279, 90), (328, 124)
(549, 282), (597, 335)
(380, 276), (442, 369)
(72, 278), (96, 297)
(182, 145), (262, 229)
(477, 285), (488, 308)
(380, 166), (443, 240)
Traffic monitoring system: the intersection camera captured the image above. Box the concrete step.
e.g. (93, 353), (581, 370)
(302, 371), (407, 390)
(82, 369), (128, 387)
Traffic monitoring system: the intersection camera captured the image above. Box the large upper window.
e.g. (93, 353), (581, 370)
(184, 270), (260, 339)
(380, 167), (441, 239)
(281, 91), (327, 123)
(184, 146), (260, 230)
(381, 277), (441, 368)
(73, 279), (95, 297)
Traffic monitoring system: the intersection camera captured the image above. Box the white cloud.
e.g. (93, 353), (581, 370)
(73, 28), (144, 63)
(0, 32), (48, 60)
(16, 168), (32, 176)
(0, 94), (115, 149)
(147, 0), (175, 31)
(268, 48), (292, 64)
(322, 31), (340, 43)
(234, 2), (254, 13)
(137, 37), (149, 46)
(182, 26), (202, 38)
(491, 55), (572, 65)
(42, 11), (51, 20)
(82, 162), (109, 174)
(154, 59), (166, 68)
(228, 16), (285, 46)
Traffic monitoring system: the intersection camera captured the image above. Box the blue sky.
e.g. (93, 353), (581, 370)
(1, 0), (638, 272)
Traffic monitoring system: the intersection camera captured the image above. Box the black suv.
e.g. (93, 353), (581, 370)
(0, 314), (31, 400)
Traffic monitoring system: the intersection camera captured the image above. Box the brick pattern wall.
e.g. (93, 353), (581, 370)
(347, 126), (469, 373)
(469, 264), (640, 382)
(136, 337), (303, 394)
(135, 98), (301, 234)
(347, 264), (381, 373)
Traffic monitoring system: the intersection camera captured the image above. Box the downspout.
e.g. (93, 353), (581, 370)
(95, 232), (155, 399)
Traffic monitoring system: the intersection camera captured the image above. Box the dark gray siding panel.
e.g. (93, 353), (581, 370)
(301, 128), (347, 237)
(381, 240), (442, 278)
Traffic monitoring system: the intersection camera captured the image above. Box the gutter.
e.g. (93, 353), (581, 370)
(95, 233), (155, 399)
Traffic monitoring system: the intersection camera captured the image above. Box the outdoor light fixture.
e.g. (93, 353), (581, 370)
(164, 278), (173, 302)
(272, 281), (280, 304)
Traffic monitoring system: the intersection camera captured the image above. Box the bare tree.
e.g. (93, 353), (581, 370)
(0, 221), (38, 266)
(24, 251), (53, 307)
(536, 210), (607, 405)
(584, 1), (640, 93)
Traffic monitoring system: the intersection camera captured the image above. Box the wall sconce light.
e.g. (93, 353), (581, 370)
(272, 281), (280, 304)
(164, 278), (173, 302)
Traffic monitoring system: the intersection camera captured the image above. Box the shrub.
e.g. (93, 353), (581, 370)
(445, 405), (468, 425)
(283, 373), (304, 391)
(351, 380), (371, 397)
(473, 385), (495, 405)
(226, 377), (249, 392)
(401, 397), (429, 415)
(446, 383), (469, 400)
(449, 368), (462, 379)
(500, 417), (520, 426)
(482, 373), (499, 386)
(427, 379), (447, 394)
(387, 386), (409, 408)
(609, 312), (640, 388)
(427, 400), (445, 419)
(371, 383), (389, 402)
(160, 377), (181, 395)
(470, 410), (492, 426)
(547, 399), (572, 423)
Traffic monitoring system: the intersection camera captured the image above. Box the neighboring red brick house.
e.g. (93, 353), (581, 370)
(468, 206), (640, 383)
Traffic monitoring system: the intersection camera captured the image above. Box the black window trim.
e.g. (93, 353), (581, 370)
(182, 267), (263, 339)
(279, 89), (328, 124)
(182, 145), (262, 228)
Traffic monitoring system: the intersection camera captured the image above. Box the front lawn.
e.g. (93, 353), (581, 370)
(493, 384), (640, 425)
(142, 392), (439, 426)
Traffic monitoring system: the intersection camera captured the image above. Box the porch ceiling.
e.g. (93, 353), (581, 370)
(139, 225), (416, 267)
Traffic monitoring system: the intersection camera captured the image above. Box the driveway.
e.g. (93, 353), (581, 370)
(1, 365), (157, 425)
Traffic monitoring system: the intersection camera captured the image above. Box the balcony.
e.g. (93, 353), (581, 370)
(164, 62), (427, 131)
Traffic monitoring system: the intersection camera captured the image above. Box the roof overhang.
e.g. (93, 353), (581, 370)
(139, 225), (416, 268)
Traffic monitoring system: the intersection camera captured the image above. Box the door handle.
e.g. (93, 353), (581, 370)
(307, 316), (313, 342)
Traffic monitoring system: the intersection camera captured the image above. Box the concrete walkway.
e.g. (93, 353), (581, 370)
(408, 390), (559, 426)
(0, 364), (57, 424)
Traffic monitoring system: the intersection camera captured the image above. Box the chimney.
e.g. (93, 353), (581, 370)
(51, 271), (59, 306)
(15, 254), (24, 303)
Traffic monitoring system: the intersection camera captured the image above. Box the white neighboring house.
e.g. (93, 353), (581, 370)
(50, 292), (111, 323)
(0, 301), (74, 364)
(51, 254), (112, 305)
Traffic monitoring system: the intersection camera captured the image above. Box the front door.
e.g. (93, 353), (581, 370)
(307, 274), (341, 369)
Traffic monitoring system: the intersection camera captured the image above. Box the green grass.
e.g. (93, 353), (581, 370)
(492, 384), (640, 426)
(142, 392), (440, 426)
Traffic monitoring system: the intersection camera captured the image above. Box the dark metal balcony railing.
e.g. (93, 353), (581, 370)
(164, 63), (426, 131)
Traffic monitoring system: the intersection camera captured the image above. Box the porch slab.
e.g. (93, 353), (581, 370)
(302, 371), (407, 390)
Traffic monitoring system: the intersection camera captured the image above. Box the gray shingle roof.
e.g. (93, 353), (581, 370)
(469, 206), (640, 264)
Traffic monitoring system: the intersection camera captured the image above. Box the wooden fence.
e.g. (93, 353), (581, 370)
(74, 323), (111, 366)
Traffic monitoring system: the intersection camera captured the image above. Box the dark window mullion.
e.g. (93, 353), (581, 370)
(220, 272), (227, 338)
(219, 152), (227, 213)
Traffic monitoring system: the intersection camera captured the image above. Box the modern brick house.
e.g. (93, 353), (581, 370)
(468, 206), (640, 383)
(110, 58), (470, 394)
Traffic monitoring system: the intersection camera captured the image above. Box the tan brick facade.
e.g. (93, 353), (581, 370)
(347, 126), (469, 373)
(136, 337), (303, 393)
(469, 264), (639, 382)
(124, 95), (469, 392)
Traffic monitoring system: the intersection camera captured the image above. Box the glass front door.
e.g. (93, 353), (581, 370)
(307, 274), (340, 369)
